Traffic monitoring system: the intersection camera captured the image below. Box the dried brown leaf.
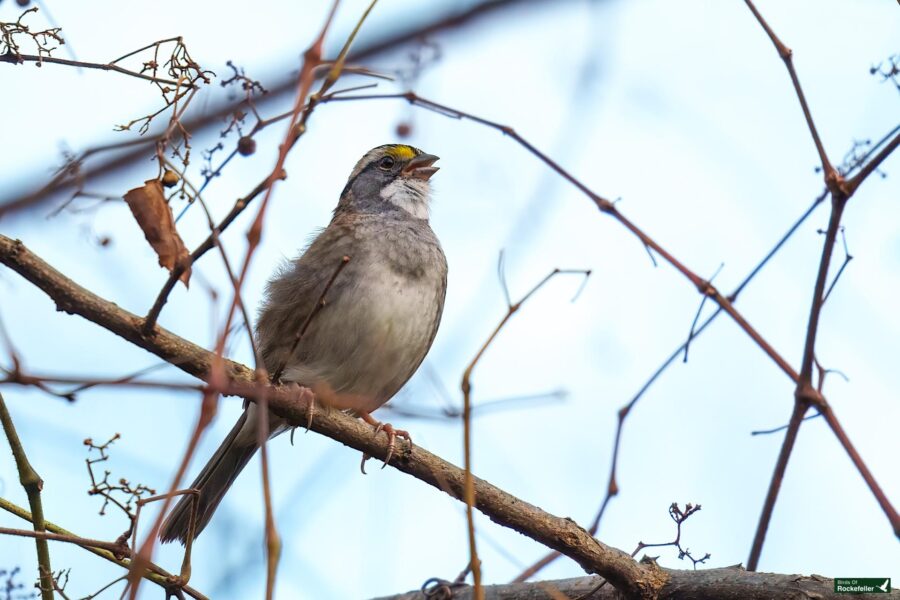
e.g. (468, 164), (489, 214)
(123, 179), (191, 287)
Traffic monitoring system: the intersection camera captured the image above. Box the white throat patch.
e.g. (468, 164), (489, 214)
(380, 178), (431, 220)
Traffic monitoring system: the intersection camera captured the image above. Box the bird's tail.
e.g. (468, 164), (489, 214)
(160, 412), (259, 544)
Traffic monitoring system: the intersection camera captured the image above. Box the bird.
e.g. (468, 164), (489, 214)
(160, 144), (447, 544)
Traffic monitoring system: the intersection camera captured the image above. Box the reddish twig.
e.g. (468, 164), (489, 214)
(461, 266), (591, 598)
(742, 0), (837, 186)
(747, 400), (808, 570)
(741, 1), (899, 570)
(227, 3), (345, 597)
(254, 369), (280, 600)
(164, 158), (260, 360)
(133, 489), (201, 589)
(125, 387), (220, 599)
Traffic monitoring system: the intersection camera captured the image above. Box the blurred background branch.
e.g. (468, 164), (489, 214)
(0, 0), (562, 217)
(0, 0), (897, 597)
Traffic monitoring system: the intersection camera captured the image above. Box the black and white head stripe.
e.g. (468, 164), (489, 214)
(347, 144), (423, 182)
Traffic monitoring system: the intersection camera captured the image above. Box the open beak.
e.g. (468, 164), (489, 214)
(403, 153), (440, 181)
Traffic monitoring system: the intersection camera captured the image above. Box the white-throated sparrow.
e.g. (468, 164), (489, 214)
(161, 144), (447, 543)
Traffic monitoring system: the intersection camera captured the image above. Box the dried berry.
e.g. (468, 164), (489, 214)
(395, 122), (412, 138)
(237, 136), (256, 156)
(161, 170), (180, 188)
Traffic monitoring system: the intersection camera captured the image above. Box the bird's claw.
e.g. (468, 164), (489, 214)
(359, 414), (411, 473)
(377, 422), (411, 469)
(287, 383), (316, 445)
(291, 382), (316, 431)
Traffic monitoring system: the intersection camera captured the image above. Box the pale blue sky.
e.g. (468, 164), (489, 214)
(1, 0), (898, 598)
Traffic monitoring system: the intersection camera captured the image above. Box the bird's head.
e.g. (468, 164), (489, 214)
(338, 144), (440, 220)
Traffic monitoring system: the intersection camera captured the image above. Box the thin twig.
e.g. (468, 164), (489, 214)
(742, 0), (837, 185)
(1, 53), (190, 87)
(461, 267), (591, 599)
(2, 369), (203, 392)
(163, 157), (260, 361)
(821, 228), (853, 303)
(846, 126), (900, 194)
(630, 503), (710, 570)
(254, 369), (280, 600)
(0, 392), (53, 600)
(0, 497), (208, 600)
(0, 526), (129, 555)
(750, 413), (820, 436)
(683, 263), (723, 363)
(125, 388), (219, 600)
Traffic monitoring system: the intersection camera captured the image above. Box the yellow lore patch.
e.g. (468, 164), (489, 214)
(386, 145), (417, 160)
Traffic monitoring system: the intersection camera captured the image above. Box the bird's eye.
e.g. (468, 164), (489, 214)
(378, 156), (395, 170)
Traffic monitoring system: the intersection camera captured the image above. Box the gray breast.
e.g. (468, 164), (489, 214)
(256, 213), (447, 414)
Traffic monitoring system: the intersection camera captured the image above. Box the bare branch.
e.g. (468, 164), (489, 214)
(372, 567), (898, 600)
(0, 392), (53, 600)
(742, 0), (837, 185)
(460, 267), (591, 598)
(0, 0), (558, 217)
(847, 126), (900, 194)
(0, 234), (661, 599)
(737, 1), (900, 569)
(0, 497), (208, 600)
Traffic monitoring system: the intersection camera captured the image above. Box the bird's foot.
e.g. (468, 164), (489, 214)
(359, 413), (411, 473)
(287, 383), (316, 445)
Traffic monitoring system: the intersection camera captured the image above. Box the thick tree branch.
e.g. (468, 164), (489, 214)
(371, 567), (900, 600)
(0, 234), (663, 598)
